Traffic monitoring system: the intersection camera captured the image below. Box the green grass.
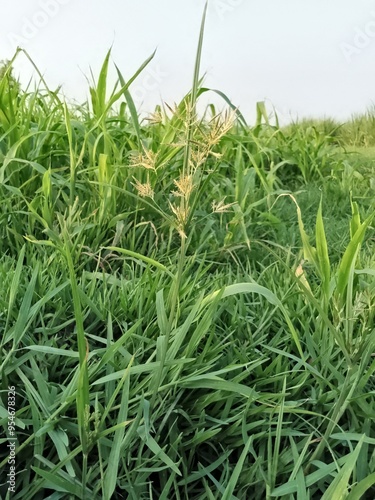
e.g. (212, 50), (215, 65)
(1, 23), (375, 499)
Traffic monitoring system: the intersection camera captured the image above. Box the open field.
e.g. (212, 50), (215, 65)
(1, 38), (375, 500)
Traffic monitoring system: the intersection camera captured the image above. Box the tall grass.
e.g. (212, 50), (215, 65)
(1, 18), (375, 500)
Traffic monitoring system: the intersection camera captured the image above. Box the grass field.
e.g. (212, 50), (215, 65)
(1, 17), (375, 499)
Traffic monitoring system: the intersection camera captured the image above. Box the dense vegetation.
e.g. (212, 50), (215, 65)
(1, 20), (375, 499)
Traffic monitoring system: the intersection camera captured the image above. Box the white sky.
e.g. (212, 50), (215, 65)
(2, 0), (375, 123)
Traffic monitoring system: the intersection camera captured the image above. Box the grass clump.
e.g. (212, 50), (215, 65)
(1, 15), (375, 500)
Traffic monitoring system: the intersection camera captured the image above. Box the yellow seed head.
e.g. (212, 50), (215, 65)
(132, 178), (154, 199)
(173, 175), (194, 199)
(191, 148), (208, 168)
(145, 110), (163, 125)
(169, 201), (189, 238)
(212, 198), (236, 213)
(207, 111), (235, 146)
(129, 149), (157, 171)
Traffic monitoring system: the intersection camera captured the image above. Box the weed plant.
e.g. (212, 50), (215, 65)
(1, 9), (375, 499)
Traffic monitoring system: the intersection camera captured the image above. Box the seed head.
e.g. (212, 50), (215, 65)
(169, 201), (189, 239)
(129, 149), (157, 171)
(207, 111), (235, 146)
(145, 110), (163, 125)
(132, 178), (154, 199)
(172, 175), (194, 199)
(191, 148), (208, 168)
(212, 198), (236, 213)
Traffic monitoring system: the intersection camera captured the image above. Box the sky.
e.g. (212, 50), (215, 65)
(2, 0), (375, 124)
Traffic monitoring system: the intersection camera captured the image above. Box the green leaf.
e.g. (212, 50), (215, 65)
(105, 246), (174, 277)
(222, 436), (252, 500)
(336, 214), (374, 297)
(346, 472), (375, 500)
(137, 425), (181, 476)
(321, 435), (364, 499)
(315, 199), (330, 301)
